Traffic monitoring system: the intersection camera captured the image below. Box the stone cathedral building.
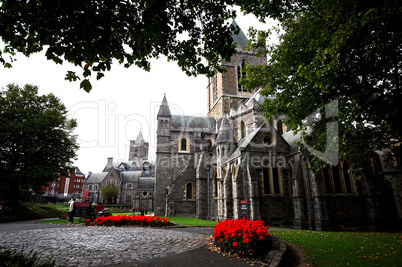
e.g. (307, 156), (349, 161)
(154, 22), (401, 230)
(83, 131), (155, 211)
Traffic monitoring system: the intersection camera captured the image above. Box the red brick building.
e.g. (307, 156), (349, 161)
(42, 166), (85, 202)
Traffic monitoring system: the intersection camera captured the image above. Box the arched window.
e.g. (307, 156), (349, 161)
(178, 136), (190, 152)
(342, 160), (356, 194)
(213, 172), (218, 197)
(134, 149), (138, 157)
(287, 162), (293, 196)
(276, 120), (283, 135)
(237, 60), (247, 92)
(332, 163), (343, 194)
(240, 121), (246, 139)
(185, 181), (195, 200)
(260, 165), (283, 196)
(322, 160), (356, 195)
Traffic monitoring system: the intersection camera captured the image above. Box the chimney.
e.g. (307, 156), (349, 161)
(107, 157), (113, 169)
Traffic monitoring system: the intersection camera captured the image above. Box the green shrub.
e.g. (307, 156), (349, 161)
(0, 246), (55, 267)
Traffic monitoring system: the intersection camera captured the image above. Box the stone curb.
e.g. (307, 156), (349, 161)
(250, 236), (287, 266)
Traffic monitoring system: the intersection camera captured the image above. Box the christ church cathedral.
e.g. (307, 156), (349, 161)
(153, 21), (401, 230)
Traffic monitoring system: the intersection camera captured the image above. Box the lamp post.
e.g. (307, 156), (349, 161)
(206, 166), (210, 220)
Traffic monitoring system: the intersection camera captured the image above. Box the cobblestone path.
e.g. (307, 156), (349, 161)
(0, 226), (208, 266)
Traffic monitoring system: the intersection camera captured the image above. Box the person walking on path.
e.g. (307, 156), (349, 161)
(69, 198), (75, 223)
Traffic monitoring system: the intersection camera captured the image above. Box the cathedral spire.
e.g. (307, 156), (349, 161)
(157, 94), (171, 117)
(135, 129), (144, 144)
(231, 19), (248, 50)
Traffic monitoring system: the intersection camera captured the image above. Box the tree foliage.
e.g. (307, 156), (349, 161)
(0, 0), (240, 92)
(100, 184), (120, 200)
(0, 84), (78, 204)
(241, 0), (402, 175)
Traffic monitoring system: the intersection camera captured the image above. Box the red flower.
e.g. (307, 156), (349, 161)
(232, 242), (238, 248)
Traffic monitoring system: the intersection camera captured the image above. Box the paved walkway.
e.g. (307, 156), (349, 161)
(0, 220), (251, 267)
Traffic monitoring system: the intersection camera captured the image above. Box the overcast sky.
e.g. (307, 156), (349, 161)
(0, 11), (276, 175)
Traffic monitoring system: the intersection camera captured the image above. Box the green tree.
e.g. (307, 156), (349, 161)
(241, 0), (402, 175)
(0, 0), (240, 92)
(0, 84), (78, 205)
(100, 184), (119, 202)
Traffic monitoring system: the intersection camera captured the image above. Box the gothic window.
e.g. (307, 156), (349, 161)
(276, 120), (283, 135)
(185, 181), (195, 200)
(134, 149), (138, 157)
(106, 178), (117, 186)
(126, 183), (133, 189)
(323, 165), (333, 194)
(342, 160), (356, 194)
(213, 172), (218, 197)
(240, 121), (246, 139)
(260, 165), (283, 196)
(125, 194), (132, 203)
(179, 136), (190, 153)
(237, 60), (247, 92)
(322, 161), (356, 195)
(332, 164), (343, 194)
(287, 162), (293, 196)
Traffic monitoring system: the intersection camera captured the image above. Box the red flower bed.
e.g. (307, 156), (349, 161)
(213, 218), (271, 259)
(84, 215), (172, 227)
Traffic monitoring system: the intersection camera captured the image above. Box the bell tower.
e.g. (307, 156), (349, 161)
(207, 20), (267, 120)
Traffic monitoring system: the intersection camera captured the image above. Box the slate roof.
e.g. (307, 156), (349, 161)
(139, 177), (155, 190)
(171, 115), (216, 129)
(85, 172), (107, 183)
(231, 20), (248, 50)
(244, 89), (266, 107)
(225, 125), (263, 163)
(120, 171), (143, 183)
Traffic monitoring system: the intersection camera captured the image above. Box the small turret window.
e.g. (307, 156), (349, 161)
(240, 121), (246, 139)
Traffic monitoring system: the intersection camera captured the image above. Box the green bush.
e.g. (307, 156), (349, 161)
(0, 246), (55, 267)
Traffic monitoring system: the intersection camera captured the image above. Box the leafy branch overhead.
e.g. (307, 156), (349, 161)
(241, 0), (402, 175)
(0, 0), (240, 92)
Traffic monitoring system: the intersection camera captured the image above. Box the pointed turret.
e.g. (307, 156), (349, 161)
(157, 94), (171, 118)
(216, 115), (234, 144)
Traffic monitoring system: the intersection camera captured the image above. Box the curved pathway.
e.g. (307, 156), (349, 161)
(0, 221), (213, 266)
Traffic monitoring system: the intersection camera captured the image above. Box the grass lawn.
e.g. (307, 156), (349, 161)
(273, 230), (402, 266)
(167, 217), (218, 227)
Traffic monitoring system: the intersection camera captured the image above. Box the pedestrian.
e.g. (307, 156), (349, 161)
(69, 198), (75, 223)
(132, 207), (135, 215)
(0, 204), (3, 220)
(95, 202), (104, 213)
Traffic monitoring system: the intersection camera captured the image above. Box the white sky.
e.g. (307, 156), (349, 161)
(0, 11), (276, 175)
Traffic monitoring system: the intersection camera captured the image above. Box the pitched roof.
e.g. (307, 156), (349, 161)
(171, 115), (216, 130)
(85, 172), (107, 183)
(139, 177), (155, 190)
(120, 171), (143, 183)
(225, 124), (263, 163)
